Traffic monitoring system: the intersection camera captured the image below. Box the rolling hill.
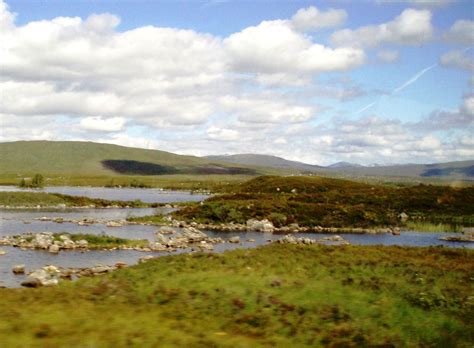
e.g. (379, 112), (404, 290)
(205, 153), (474, 181)
(332, 160), (474, 181)
(205, 154), (324, 172)
(0, 141), (262, 176)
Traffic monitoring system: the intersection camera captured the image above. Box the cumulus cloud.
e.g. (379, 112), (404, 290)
(80, 116), (127, 132)
(206, 127), (240, 141)
(225, 20), (365, 74)
(0, 0), (472, 165)
(290, 6), (347, 32)
(411, 94), (474, 131)
(331, 8), (433, 48)
(220, 94), (314, 124)
(306, 115), (473, 164)
(0, 1), (367, 133)
(444, 20), (474, 45)
(440, 49), (474, 71)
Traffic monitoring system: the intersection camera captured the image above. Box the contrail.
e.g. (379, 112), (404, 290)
(354, 63), (437, 115)
(393, 64), (437, 94)
(355, 100), (378, 114)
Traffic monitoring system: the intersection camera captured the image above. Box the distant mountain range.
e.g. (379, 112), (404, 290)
(327, 161), (362, 169)
(205, 154), (474, 181)
(205, 154), (324, 172)
(0, 141), (472, 182)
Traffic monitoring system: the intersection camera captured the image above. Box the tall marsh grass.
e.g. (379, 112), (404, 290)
(405, 221), (463, 233)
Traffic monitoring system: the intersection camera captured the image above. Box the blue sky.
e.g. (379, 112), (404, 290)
(0, 0), (472, 165)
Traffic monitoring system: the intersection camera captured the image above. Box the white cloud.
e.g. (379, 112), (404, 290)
(331, 9), (433, 48)
(444, 20), (474, 45)
(290, 6), (347, 32)
(220, 95), (314, 124)
(206, 127), (240, 141)
(440, 49), (474, 71)
(0, 1), (365, 133)
(0, 0), (471, 166)
(80, 116), (127, 132)
(462, 95), (474, 116)
(225, 20), (365, 75)
(377, 50), (400, 63)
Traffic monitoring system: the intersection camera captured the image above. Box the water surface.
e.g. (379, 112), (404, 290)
(0, 185), (209, 203)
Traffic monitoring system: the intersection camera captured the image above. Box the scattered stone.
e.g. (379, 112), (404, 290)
(115, 262), (127, 269)
(440, 234), (474, 243)
(106, 221), (123, 227)
(399, 212), (409, 222)
(12, 264), (25, 274)
(139, 255), (155, 263)
(21, 265), (60, 288)
(228, 236), (240, 243)
(48, 244), (60, 254)
(90, 265), (113, 274)
(0, 249), (6, 255)
(246, 219), (274, 233)
(159, 226), (176, 234)
(75, 239), (88, 248)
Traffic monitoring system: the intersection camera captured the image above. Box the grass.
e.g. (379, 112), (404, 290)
(0, 173), (255, 191)
(127, 214), (170, 225)
(0, 191), (151, 208)
(0, 244), (472, 347)
(61, 233), (148, 249)
(0, 141), (287, 188)
(174, 176), (474, 228)
(405, 221), (464, 233)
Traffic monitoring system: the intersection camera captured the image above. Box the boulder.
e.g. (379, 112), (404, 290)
(399, 212), (409, 222)
(159, 227), (176, 235)
(181, 227), (208, 242)
(22, 266), (60, 287)
(12, 264), (25, 274)
(33, 232), (53, 249)
(106, 221), (123, 227)
(75, 239), (88, 248)
(228, 236), (240, 243)
(246, 219), (274, 233)
(90, 265), (113, 274)
(48, 244), (60, 254)
(154, 233), (169, 245)
(0, 249), (6, 255)
(115, 262), (127, 269)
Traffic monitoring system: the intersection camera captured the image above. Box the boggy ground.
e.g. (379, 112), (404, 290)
(175, 176), (474, 228)
(0, 244), (472, 347)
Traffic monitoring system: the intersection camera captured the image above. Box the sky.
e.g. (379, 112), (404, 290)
(0, 0), (472, 165)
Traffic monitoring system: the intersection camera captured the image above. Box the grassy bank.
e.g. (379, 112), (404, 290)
(174, 176), (474, 228)
(405, 221), (464, 233)
(0, 244), (472, 347)
(59, 233), (149, 249)
(0, 191), (150, 208)
(0, 174), (253, 191)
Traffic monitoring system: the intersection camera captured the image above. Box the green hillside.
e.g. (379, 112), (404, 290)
(0, 141), (263, 177)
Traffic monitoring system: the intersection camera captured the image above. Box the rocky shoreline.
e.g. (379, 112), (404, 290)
(33, 215), (403, 235)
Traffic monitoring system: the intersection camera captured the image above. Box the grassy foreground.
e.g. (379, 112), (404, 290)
(0, 244), (472, 347)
